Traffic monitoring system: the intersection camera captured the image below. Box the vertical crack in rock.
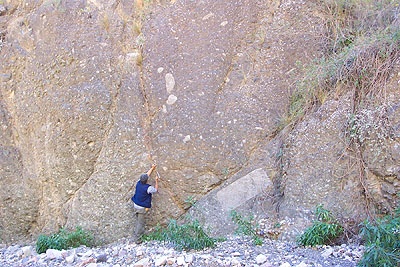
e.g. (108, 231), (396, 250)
(138, 71), (185, 212)
(129, 3), (187, 213)
(137, 47), (186, 214)
(272, 140), (288, 214)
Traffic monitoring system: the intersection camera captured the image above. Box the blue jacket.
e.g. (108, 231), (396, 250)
(132, 181), (152, 208)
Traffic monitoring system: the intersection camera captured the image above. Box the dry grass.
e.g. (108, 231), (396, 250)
(282, 0), (400, 127)
(321, 0), (399, 53)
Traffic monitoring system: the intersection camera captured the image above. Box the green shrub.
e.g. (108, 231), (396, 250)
(141, 219), (221, 251)
(36, 227), (94, 254)
(230, 210), (263, 245)
(358, 206), (400, 267)
(297, 205), (343, 247)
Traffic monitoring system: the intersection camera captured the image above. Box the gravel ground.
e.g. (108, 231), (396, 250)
(0, 235), (364, 267)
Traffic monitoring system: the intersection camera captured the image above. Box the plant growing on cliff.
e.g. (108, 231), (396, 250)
(36, 227), (94, 254)
(358, 200), (400, 267)
(297, 205), (343, 247)
(280, 0), (400, 130)
(141, 219), (220, 251)
(230, 210), (263, 245)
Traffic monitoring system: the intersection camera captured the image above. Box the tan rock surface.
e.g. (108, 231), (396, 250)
(0, 0), (398, 244)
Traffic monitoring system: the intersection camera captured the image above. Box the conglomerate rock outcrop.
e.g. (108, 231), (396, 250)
(0, 0), (399, 244)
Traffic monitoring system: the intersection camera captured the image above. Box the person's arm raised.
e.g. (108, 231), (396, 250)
(147, 163), (157, 176)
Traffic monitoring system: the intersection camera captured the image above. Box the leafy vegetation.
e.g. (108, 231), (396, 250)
(141, 219), (222, 251)
(36, 227), (94, 254)
(297, 205), (343, 247)
(358, 202), (400, 267)
(230, 210), (263, 245)
(281, 0), (400, 128)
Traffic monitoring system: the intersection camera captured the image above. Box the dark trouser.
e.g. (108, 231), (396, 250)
(133, 208), (147, 242)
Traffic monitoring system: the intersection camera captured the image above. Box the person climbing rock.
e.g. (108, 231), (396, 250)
(131, 163), (159, 244)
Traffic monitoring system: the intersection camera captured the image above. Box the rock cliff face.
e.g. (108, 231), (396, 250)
(0, 0), (399, 244)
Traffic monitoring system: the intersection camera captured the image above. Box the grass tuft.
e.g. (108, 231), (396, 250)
(230, 210), (263, 245)
(297, 205), (343, 247)
(141, 219), (222, 251)
(36, 227), (94, 254)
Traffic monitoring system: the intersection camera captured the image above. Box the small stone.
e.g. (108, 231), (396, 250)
(185, 254), (194, 263)
(296, 262), (310, 267)
(167, 257), (176, 265)
(20, 246), (32, 258)
(256, 254), (267, 264)
(183, 135), (190, 143)
(165, 73), (175, 93)
(321, 247), (334, 258)
(231, 258), (241, 266)
(65, 253), (75, 264)
(82, 250), (93, 257)
(96, 253), (107, 262)
(136, 249), (144, 256)
(280, 263), (291, 267)
(155, 256), (167, 266)
(166, 94), (177, 105)
(176, 256), (185, 266)
(46, 249), (63, 260)
(134, 257), (150, 267)
(79, 257), (96, 266)
(344, 255), (352, 261)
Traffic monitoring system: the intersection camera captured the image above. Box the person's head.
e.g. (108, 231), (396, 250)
(140, 173), (149, 184)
